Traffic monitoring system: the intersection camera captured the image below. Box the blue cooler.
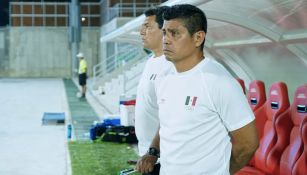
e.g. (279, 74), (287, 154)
(103, 118), (120, 126)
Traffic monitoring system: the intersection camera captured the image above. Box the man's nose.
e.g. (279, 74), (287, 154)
(139, 26), (146, 36)
(163, 35), (170, 45)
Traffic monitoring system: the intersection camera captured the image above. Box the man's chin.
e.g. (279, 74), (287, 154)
(165, 56), (173, 62)
(142, 42), (149, 49)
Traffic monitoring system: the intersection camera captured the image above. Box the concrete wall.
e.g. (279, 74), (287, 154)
(0, 27), (9, 76)
(4, 27), (99, 78)
(9, 27), (71, 77)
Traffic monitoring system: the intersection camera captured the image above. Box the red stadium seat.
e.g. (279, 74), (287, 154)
(246, 80), (267, 166)
(292, 118), (307, 175)
(265, 105), (292, 174)
(248, 80), (266, 112)
(248, 80), (267, 140)
(279, 84), (307, 175)
(254, 82), (290, 146)
(236, 78), (246, 94)
(236, 82), (290, 175)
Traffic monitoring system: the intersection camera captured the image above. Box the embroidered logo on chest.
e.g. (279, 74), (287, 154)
(185, 96), (198, 111)
(150, 74), (157, 80)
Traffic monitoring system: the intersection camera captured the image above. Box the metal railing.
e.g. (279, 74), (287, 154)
(92, 45), (147, 89)
(122, 61), (145, 94)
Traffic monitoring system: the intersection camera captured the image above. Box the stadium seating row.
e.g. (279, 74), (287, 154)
(235, 79), (307, 175)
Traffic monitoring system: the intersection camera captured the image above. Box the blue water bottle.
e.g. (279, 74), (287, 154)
(67, 124), (72, 140)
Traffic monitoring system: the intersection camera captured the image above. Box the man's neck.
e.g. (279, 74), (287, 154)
(174, 52), (204, 73)
(151, 46), (163, 58)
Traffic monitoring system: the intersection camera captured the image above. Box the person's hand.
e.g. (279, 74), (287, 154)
(135, 153), (158, 174)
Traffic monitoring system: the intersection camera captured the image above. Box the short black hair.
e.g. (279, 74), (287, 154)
(144, 6), (170, 29)
(163, 4), (207, 49)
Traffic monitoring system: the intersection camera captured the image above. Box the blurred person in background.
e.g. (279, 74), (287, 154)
(77, 52), (87, 98)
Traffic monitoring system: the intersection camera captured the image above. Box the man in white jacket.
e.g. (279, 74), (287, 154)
(134, 6), (173, 175)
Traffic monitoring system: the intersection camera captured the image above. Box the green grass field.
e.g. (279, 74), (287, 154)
(68, 141), (140, 175)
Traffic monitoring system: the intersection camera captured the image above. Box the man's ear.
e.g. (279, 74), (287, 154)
(193, 31), (206, 48)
